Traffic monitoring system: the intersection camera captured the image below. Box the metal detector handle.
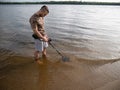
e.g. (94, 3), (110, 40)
(49, 42), (63, 57)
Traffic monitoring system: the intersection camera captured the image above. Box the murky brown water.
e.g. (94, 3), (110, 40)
(0, 55), (120, 90)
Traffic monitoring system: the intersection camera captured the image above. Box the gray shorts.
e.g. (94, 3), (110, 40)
(34, 39), (48, 52)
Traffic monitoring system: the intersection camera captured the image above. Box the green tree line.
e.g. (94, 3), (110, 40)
(0, 1), (120, 5)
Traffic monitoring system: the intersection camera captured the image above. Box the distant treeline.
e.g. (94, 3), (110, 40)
(0, 1), (120, 5)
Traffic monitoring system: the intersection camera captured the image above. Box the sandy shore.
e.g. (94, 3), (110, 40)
(0, 55), (120, 90)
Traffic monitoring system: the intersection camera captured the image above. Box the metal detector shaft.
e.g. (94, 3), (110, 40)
(49, 42), (63, 57)
(49, 41), (70, 62)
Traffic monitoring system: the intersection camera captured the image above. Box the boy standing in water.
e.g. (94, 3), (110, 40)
(29, 5), (49, 61)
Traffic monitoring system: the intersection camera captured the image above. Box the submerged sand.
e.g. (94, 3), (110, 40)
(0, 55), (120, 90)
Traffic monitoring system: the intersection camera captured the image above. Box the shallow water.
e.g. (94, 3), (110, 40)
(0, 4), (120, 90)
(0, 56), (120, 90)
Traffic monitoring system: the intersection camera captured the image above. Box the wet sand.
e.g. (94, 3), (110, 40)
(0, 55), (120, 90)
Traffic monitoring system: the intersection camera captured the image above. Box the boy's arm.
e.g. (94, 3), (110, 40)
(33, 24), (48, 42)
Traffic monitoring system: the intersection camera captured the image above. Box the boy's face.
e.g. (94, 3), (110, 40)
(42, 11), (49, 17)
(41, 8), (49, 17)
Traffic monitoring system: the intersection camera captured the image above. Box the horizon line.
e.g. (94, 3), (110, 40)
(0, 1), (120, 5)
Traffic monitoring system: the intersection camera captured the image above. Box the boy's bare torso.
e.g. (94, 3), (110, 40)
(29, 14), (45, 35)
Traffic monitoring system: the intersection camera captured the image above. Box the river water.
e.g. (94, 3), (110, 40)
(1, 5), (120, 60)
(0, 4), (120, 90)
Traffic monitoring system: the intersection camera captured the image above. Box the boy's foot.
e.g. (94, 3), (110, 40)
(34, 57), (39, 61)
(36, 60), (43, 64)
(42, 51), (47, 57)
(42, 54), (47, 57)
(34, 57), (43, 64)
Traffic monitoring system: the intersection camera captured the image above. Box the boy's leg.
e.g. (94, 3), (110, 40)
(34, 51), (43, 64)
(34, 51), (40, 61)
(42, 47), (47, 57)
(42, 41), (48, 57)
(34, 39), (43, 60)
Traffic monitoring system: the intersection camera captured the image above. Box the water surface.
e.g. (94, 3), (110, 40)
(0, 5), (120, 60)
(0, 5), (120, 90)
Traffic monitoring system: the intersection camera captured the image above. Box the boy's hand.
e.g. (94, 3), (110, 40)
(43, 36), (48, 42)
(48, 38), (52, 42)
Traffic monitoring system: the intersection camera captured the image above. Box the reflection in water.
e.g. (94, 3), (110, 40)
(38, 57), (50, 90)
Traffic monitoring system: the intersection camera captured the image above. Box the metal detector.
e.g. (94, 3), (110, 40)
(49, 41), (70, 62)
